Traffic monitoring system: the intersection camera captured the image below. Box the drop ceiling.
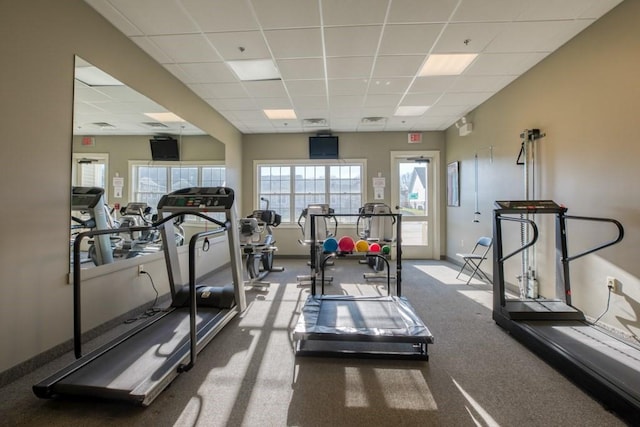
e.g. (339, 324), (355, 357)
(81, 0), (622, 135)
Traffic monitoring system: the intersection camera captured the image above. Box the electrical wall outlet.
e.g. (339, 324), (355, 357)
(138, 265), (145, 276)
(606, 276), (617, 293)
(460, 239), (464, 248)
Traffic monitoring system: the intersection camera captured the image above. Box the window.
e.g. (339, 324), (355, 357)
(130, 162), (225, 221)
(72, 153), (109, 198)
(256, 161), (365, 224)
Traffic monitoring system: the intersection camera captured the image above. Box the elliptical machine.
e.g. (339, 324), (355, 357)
(238, 197), (284, 288)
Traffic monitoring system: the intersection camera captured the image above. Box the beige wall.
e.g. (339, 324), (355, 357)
(445, 0), (639, 335)
(0, 0), (240, 374)
(242, 132), (446, 255)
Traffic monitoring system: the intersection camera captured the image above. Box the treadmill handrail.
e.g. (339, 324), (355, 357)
(182, 225), (230, 372)
(495, 215), (539, 263)
(564, 215), (624, 262)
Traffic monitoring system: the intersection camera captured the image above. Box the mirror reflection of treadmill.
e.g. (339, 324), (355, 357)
(492, 200), (639, 422)
(34, 187), (246, 406)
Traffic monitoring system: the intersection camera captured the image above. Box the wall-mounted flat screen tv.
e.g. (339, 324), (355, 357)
(150, 137), (180, 161)
(309, 135), (339, 159)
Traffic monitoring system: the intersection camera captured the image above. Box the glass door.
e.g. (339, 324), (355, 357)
(391, 151), (439, 259)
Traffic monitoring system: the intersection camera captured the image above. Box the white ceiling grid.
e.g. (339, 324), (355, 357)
(80, 0), (622, 134)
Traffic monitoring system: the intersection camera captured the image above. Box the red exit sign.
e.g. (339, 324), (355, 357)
(408, 132), (422, 144)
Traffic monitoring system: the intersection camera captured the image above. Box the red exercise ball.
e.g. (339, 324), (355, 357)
(369, 242), (381, 253)
(338, 236), (355, 252)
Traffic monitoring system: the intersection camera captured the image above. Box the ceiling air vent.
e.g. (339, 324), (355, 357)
(361, 116), (386, 124)
(303, 118), (328, 127)
(92, 122), (115, 129)
(142, 122), (169, 129)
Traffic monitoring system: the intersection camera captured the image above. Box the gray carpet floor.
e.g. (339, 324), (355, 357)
(0, 258), (627, 426)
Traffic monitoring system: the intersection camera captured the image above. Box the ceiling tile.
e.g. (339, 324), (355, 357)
(426, 104), (472, 117)
(130, 37), (174, 64)
(242, 80), (289, 98)
(265, 28), (324, 59)
(433, 23), (508, 53)
(251, 0), (321, 29)
(328, 79), (369, 96)
(410, 76), (457, 93)
(387, 0), (459, 23)
(372, 55), (425, 78)
(324, 26), (382, 57)
(516, 0), (612, 21)
(84, 0), (143, 36)
(330, 95), (365, 108)
(189, 82), (249, 98)
(366, 78), (413, 94)
(177, 62), (237, 83)
(364, 94), (403, 107)
(400, 93), (441, 106)
(293, 96), (329, 111)
(285, 80), (327, 97)
(206, 31), (271, 60)
(181, 0), (259, 32)
(207, 98), (257, 111)
(253, 97), (293, 109)
(107, 0), (199, 35)
(465, 52), (548, 76)
(378, 24), (443, 55)
(322, 0), (388, 26)
(452, 0), (526, 23)
(449, 75), (515, 92)
(437, 92), (494, 106)
(147, 34), (222, 63)
(578, 0), (623, 19)
(276, 58), (326, 80)
(326, 57), (374, 79)
(484, 20), (587, 53)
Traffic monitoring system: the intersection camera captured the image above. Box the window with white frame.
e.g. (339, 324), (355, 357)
(130, 162), (226, 221)
(256, 161), (365, 224)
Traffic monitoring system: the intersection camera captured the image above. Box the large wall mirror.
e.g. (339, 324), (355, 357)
(71, 56), (225, 272)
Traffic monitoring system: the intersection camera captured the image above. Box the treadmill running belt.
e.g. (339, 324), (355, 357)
(55, 308), (223, 399)
(521, 320), (640, 401)
(318, 298), (405, 329)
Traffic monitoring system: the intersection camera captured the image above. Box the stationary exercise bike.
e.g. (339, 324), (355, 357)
(239, 198), (284, 288)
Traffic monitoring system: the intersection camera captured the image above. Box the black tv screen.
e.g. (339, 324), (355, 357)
(309, 136), (339, 159)
(150, 137), (180, 161)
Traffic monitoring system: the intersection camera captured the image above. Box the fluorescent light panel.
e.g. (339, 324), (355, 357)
(227, 59), (281, 81)
(420, 54), (478, 76)
(144, 112), (185, 122)
(264, 109), (297, 120)
(395, 106), (429, 116)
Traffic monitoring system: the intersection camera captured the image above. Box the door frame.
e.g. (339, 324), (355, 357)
(390, 150), (441, 260)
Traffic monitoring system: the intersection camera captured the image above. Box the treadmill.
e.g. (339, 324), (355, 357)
(293, 212), (434, 360)
(493, 200), (640, 421)
(34, 187), (246, 406)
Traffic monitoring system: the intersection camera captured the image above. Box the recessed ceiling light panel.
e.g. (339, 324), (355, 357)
(227, 59), (281, 81)
(395, 106), (430, 116)
(264, 109), (297, 120)
(419, 54), (478, 76)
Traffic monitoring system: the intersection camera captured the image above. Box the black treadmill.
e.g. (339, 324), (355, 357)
(493, 200), (640, 421)
(34, 187), (246, 406)
(293, 212), (434, 360)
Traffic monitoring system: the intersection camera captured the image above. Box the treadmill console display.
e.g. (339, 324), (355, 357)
(494, 200), (567, 214)
(71, 187), (105, 209)
(158, 187), (235, 211)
